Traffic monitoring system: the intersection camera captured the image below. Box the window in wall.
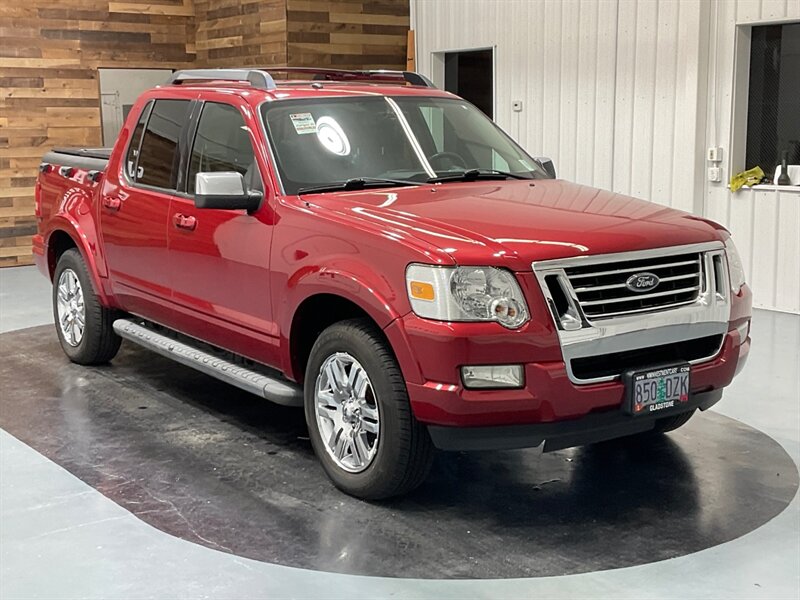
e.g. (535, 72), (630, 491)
(135, 99), (190, 190)
(187, 102), (261, 194)
(746, 23), (800, 176)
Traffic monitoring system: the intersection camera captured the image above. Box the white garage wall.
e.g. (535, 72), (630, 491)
(412, 0), (800, 313)
(703, 0), (800, 313)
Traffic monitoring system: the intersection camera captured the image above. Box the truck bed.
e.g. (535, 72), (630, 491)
(42, 147), (111, 172)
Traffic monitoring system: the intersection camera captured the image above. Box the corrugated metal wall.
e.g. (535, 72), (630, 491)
(703, 0), (800, 313)
(412, 0), (799, 313)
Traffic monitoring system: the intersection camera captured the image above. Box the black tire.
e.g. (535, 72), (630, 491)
(304, 318), (434, 500)
(53, 248), (121, 365)
(652, 409), (695, 433)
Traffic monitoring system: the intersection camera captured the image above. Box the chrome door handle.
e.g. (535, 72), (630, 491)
(173, 213), (197, 231)
(102, 196), (121, 210)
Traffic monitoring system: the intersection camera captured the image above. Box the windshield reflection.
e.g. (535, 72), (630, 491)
(261, 95), (544, 195)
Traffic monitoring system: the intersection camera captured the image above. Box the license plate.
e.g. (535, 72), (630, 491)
(624, 364), (691, 416)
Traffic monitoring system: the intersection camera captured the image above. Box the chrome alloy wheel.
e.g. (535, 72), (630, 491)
(56, 269), (85, 347)
(314, 352), (380, 473)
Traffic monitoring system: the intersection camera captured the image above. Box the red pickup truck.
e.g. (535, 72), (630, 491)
(34, 68), (751, 499)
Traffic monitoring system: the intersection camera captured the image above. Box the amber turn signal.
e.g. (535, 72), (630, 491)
(409, 281), (435, 301)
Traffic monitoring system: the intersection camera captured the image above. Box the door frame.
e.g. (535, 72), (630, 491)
(429, 45), (496, 120)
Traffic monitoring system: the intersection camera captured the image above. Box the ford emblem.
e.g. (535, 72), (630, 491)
(625, 272), (660, 292)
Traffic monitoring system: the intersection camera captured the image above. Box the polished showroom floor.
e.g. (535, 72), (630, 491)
(1, 266), (798, 598)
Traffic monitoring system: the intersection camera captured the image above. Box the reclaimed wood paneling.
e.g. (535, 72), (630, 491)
(0, 0), (195, 266)
(194, 0), (287, 67)
(286, 0), (409, 69)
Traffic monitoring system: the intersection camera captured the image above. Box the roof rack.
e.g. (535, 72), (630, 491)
(166, 68), (436, 90)
(166, 69), (277, 90)
(269, 67), (436, 88)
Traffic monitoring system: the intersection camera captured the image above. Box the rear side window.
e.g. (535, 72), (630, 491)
(135, 99), (190, 190)
(125, 102), (151, 180)
(187, 102), (260, 194)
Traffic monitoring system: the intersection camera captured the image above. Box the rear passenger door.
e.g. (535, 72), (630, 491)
(166, 99), (278, 365)
(101, 98), (192, 321)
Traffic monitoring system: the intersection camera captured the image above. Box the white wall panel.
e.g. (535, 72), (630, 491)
(704, 0), (800, 312)
(412, 0), (800, 313)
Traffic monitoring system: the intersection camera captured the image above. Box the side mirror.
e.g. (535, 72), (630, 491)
(194, 172), (262, 213)
(534, 156), (556, 179)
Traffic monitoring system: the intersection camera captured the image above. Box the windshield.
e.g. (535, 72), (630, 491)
(260, 96), (547, 195)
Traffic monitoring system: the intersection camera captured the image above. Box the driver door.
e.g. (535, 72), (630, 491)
(167, 99), (279, 366)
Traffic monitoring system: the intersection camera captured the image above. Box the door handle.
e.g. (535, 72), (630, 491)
(102, 196), (121, 210)
(173, 213), (197, 231)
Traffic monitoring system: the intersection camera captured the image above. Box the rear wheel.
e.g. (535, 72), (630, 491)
(53, 249), (121, 365)
(304, 319), (434, 500)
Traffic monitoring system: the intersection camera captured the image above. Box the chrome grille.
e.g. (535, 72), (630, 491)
(563, 252), (703, 319)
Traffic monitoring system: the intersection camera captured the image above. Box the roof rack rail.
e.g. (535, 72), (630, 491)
(166, 69), (277, 90)
(165, 67), (436, 90)
(266, 67), (437, 88)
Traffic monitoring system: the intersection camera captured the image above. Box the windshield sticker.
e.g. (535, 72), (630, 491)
(290, 112), (317, 135)
(518, 159), (535, 171)
(315, 116), (351, 156)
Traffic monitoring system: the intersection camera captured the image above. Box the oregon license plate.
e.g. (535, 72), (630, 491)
(624, 364), (691, 416)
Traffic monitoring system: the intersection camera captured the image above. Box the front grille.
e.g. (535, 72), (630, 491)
(564, 252), (703, 319)
(570, 334), (723, 380)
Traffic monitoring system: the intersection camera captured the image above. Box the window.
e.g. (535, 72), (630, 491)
(125, 102), (151, 180)
(399, 97), (533, 174)
(746, 23), (800, 175)
(135, 99), (190, 190)
(187, 102), (260, 194)
(261, 96), (543, 195)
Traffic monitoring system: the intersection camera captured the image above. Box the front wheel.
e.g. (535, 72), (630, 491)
(304, 319), (434, 500)
(53, 249), (121, 365)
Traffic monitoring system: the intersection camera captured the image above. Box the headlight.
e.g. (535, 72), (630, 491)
(724, 236), (746, 292)
(406, 264), (529, 329)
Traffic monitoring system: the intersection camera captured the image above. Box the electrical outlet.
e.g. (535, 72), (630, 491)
(707, 147), (723, 162)
(708, 166), (722, 182)
(512, 100), (523, 112)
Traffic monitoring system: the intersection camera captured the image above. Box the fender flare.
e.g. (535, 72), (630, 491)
(279, 263), (408, 379)
(45, 216), (111, 305)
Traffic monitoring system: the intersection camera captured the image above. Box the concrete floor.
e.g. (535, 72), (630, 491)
(1, 265), (799, 598)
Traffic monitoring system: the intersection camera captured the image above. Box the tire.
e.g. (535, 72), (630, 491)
(652, 409), (695, 434)
(304, 318), (434, 500)
(53, 248), (121, 365)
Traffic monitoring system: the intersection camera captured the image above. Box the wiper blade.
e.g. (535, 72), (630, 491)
(297, 177), (422, 196)
(427, 168), (530, 183)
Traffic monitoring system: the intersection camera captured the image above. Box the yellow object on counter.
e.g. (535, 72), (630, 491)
(730, 166), (766, 192)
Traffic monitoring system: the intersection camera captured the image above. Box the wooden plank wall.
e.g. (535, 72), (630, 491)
(0, 0), (195, 266)
(0, 0), (409, 267)
(286, 0), (409, 69)
(195, 0), (287, 67)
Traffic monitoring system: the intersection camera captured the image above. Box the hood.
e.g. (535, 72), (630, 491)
(308, 179), (725, 271)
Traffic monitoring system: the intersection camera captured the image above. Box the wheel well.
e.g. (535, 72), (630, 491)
(290, 294), (376, 382)
(47, 230), (78, 280)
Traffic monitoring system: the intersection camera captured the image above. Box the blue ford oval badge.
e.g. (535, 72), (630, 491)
(625, 272), (660, 292)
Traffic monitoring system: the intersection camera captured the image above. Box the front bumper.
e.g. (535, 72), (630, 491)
(397, 321), (749, 429)
(384, 282), (750, 440)
(428, 388), (723, 451)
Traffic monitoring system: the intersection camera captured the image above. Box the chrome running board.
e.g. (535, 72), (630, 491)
(113, 319), (303, 407)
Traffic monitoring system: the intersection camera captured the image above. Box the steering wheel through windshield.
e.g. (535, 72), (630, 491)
(428, 151), (468, 171)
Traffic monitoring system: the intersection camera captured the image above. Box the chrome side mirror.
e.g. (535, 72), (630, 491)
(194, 172), (262, 213)
(534, 157), (556, 179)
